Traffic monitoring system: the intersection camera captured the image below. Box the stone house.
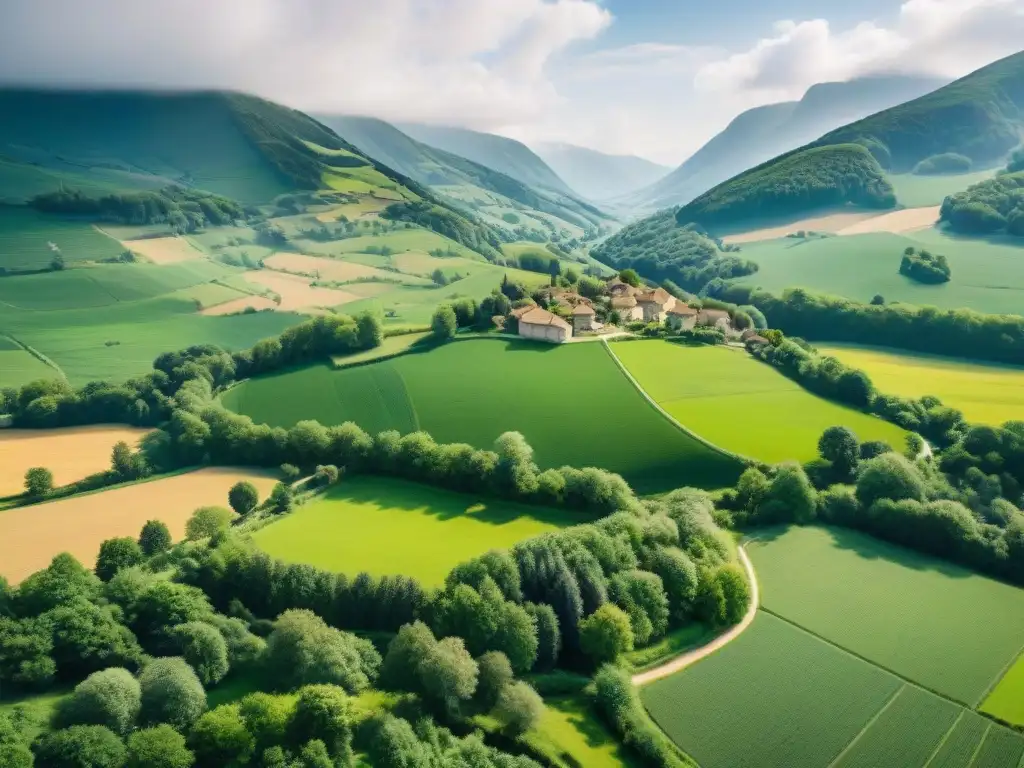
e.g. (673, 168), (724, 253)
(636, 287), (676, 322)
(666, 304), (698, 331)
(697, 308), (732, 331)
(571, 303), (597, 333)
(610, 295), (641, 322)
(605, 277), (639, 298)
(517, 306), (572, 343)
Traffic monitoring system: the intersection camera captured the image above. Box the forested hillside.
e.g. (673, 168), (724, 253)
(940, 170), (1024, 236)
(630, 74), (944, 211)
(675, 144), (896, 230)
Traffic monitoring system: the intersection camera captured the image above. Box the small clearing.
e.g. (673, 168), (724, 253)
(722, 211), (877, 244)
(243, 270), (359, 311)
(122, 236), (203, 264)
(0, 426), (150, 497)
(263, 252), (420, 284)
(836, 206), (940, 235)
(0, 467), (278, 583)
(199, 295), (278, 316)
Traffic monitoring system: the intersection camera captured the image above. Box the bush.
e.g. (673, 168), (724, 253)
(856, 453), (927, 508)
(95, 538), (144, 582)
(24, 467), (53, 499)
(475, 651), (513, 711)
(138, 521), (172, 557)
(899, 248), (950, 284)
(55, 668), (141, 736)
(287, 685), (354, 765)
(33, 725), (126, 768)
(188, 704), (254, 767)
(264, 610), (379, 693)
(492, 681), (543, 736)
(431, 304), (457, 341)
(169, 622), (229, 686)
(125, 725), (194, 768)
(579, 604), (633, 666)
(138, 657), (207, 731)
(227, 482), (260, 515)
(184, 507), (236, 541)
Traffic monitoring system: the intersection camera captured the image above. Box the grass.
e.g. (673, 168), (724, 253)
(331, 331), (432, 367)
(0, 206), (123, 271)
(747, 526), (1024, 705)
(252, 476), (582, 586)
(734, 229), (1024, 316)
(0, 343), (57, 388)
(982, 652), (1024, 727)
(0, 688), (69, 741)
(622, 623), (716, 672)
(223, 339), (745, 493)
(526, 695), (640, 768)
(816, 344), (1024, 426)
(971, 725), (1024, 768)
(611, 341), (908, 463)
(642, 611), (903, 768)
(886, 170), (998, 207)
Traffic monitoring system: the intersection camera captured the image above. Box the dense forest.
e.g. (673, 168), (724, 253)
(591, 210), (757, 292)
(674, 144), (896, 231)
(939, 171), (1024, 236)
(30, 187), (246, 233)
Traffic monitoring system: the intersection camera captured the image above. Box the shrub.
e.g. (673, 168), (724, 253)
(579, 604), (633, 665)
(493, 681), (543, 736)
(55, 668), (141, 736)
(264, 610), (379, 693)
(899, 248), (950, 284)
(125, 725), (194, 768)
(227, 482), (260, 515)
(24, 467), (53, 499)
(95, 538), (144, 582)
(169, 622), (229, 686)
(33, 725), (126, 768)
(287, 685), (354, 765)
(856, 453), (927, 508)
(187, 704), (254, 767)
(431, 304), (457, 341)
(184, 507), (236, 541)
(138, 657), (207, 731)
(475, 651), (513, 711)
(138, 521), (172, 557)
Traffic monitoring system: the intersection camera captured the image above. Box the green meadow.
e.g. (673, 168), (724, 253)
(253, 476), (580, 586)
(886, 170), (998, 207)
(734, 229), (1024, 315)
(0, 206), (123, 271)
(748, 526), (1024, 706)
(982, 654), (1024, 727)
(816, 344), (1024, 425)
(611, 341), (908, 463)
(223, 339), (745, 492)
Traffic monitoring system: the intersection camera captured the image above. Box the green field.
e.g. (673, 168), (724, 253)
(527, 696), (638, 768)
(252, 476), (580, 585)
(887, 170), (998, 207)
(643, 612), (903, 768)
(735, 229), (1024, 316)
(223, 339), (744, 492)
(817, 344), (1024, 426)
(0, 206), (123, 271)
(0, 336), (57, 388)
(748, 526), (1024, 705)
(331, 331), (432, 367)
(611, 341), (908, 463)
(982, 653), (1024, 727)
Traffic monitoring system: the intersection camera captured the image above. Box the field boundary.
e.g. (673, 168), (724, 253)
(1, 333), (66, 380)
(632, 545), (759, 686)
(824, 685), (906, 768)
(601, 339), (753, 467)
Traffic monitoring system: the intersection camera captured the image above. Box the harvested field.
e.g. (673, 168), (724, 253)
(721, 210), (877, 244)
(243, 270), (359, 311)
(835, 206), (940, 235)
(123, 236), (203, 264)
(263, 252), (423, 284)
(199, 295), (278, 316)
(748, 526), (1024, 705)
(0, 426), (150, 497)
(253, 476), (579, 586)
(0, 467), (277, 583)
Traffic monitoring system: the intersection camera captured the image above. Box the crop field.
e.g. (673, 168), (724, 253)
(242, 269), (359, 311)
(611, 341), (908, 463)
(816, 344), (1024, 425)
(748, 526), (1024, 705)
(253, 476), (579, 586)
(0, 467), (277, 583)
(297, 228), (477, 259)
(263, 252), (429, 285)
(971, 725), (1024, 768)
(223, 339), (744, 492)
(982, 654), (1024, 727)
(927, 713), (992, 768)
(734, 230), (1024, 316)
(0, 425), (150, 497)
(642, 611), (903, 768)
(0, 205), (123, 271)
(0, 336), (56, 389)
(122, 235), (203, 264)
(887, 170), (998, 208)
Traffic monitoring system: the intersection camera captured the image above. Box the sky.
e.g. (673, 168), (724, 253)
(1, 0), (1023, 165)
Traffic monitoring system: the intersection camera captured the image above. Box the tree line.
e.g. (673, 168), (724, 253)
(939, 170), (1024, 236)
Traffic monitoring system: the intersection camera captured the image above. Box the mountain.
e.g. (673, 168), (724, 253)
(396, 122), (577, 197)
(630, 74), (947, 212)
(530, 142), (671, 201)
(316, 114), (607, 231)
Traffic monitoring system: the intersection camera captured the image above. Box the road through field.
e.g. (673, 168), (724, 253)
(632, 545), (758, 686)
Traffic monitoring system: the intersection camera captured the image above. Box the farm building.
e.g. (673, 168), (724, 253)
(666, 304), (698, 330)
(571, 303), (597, 333)
(606, 277), (639, 298)
(611, 295), (642, 321)
(636, 287), (676, 322)
(517, 306), (572, 343)
(698, 308), (732, 331)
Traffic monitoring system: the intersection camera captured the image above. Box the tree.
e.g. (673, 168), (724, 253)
(523, 603), (560, 671)
(24, 467), (53, 499)
(298, 740), (332, 768)
(870, 294), (885, 305)
(169, 622), (229, 686)
(618, 269), (640, 287)
(818, 426), (860, 479)
(493, 682), (543, 737)
(356, 313), (384, 348)
(579, 604), (633, 665)
(139, 657), (207, 731)
(264, 610), (379, 693)
(55, 668), (141, 736)
(111, 441), (146, 481)
(287, 685), (354, 766)
(475, 651), (513, 711)
(188, 704), (254, 768)
(33, 725), (126, 768)
(131, 582), (212, 651)
(95, 538), (144, 581)
(431, 304), (457, 341)
(138, 520), (172, 557)
(227, 482), (260, 516)
(0, 744), (32, 768)
(608, 570), (669, 646)
(125, 725), (194, 768)
(856, 452), (927, 508)
(759, 464), (817, 524)
(268, 483), (294, 515)
(380, 621), (435, 692)
(237, 693), (291, 755)
(417, 637), (478, 717)
(42, 598), (142, 679)
(716, 564), (750, 625)
(184, 506), (236, 541)
(15, 553), (100, 616)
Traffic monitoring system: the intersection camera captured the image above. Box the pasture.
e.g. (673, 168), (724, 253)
(734, 229), (1024, 316)
(0, 205), (122, 271)
(887, 170), (998, 208)
(242, 269), (359, 311)
(982, 654), (1024, 727)
(816, 344), (1024, 425)
(331, 331), (432, 367)
(611, 341), (908, 463)
(0, 467), (278, 583)
(0, 336), (56, 389)
(222, 339), (745, 492)
(253, 477), (579, 586)
(748, 526), (1024, 705)
(0, 425), (150, 497)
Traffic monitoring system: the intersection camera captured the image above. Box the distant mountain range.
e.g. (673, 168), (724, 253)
(530, 143), (671, 202)
(627, 73), (948, 212)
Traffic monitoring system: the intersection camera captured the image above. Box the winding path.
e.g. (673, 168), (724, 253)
(631, 544), (760, 686)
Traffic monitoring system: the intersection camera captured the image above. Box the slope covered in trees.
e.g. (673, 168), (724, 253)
(940, 171), (1024, 236)
(675, 144), (896, 231)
